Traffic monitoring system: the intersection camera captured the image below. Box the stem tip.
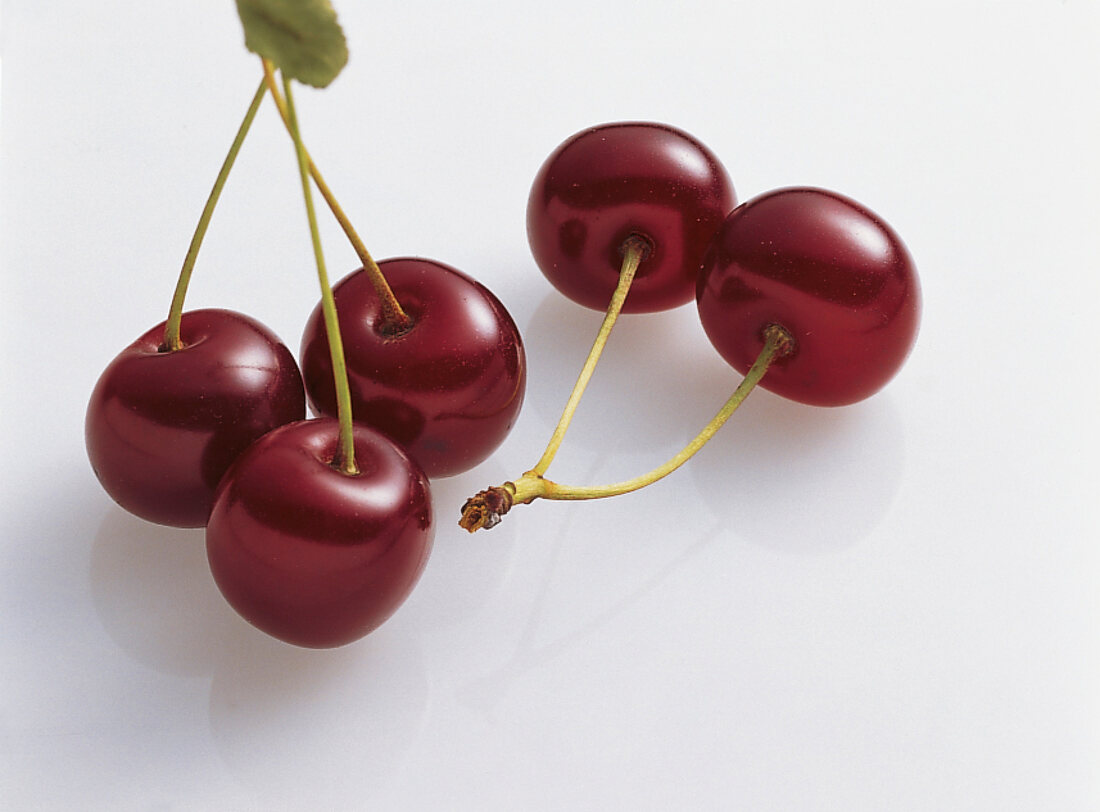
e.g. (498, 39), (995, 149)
(764, 323), (796, 358)
(459, 484), (515, 532)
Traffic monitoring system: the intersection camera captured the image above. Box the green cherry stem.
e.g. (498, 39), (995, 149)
(282, 73), (358, 475)
(163, 77), (268, 352)
(529, 234), (650, 476)
(260, 58), (411, 334)
(459, 324), (794, 532)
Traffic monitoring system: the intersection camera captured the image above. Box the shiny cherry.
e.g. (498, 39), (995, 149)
(527, 121), (736, 313)
(697, 187), (921, 407)
(300, 258), (526, 478)
(206, 418), (433, 648)
(86, 308), (306, 527)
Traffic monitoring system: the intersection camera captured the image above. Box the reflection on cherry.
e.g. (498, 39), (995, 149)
(301, 258), (526, 478)
(206, 418), (433, 649)
(697, 187), (921, 406)
(527, 121), (736, 313)
(86, 309), (305, 527)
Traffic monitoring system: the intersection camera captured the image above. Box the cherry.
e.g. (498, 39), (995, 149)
(527, 121), (736, 313)
(461, 182), (922, 531)
(697, 187), (921, 407)
(206, 418), (433, 648)
(85, 308), (306, 527)
(300, 258), (527, 478)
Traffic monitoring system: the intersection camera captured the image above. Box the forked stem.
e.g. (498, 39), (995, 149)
(283, 74), (358, 475)
(163, 77), (267, 351)
(261, 59), (411, 334)
(530, 234), (650, 476)
(459, 324), (795, 532)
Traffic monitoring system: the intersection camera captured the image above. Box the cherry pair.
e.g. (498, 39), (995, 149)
(461, 121), (921, 530)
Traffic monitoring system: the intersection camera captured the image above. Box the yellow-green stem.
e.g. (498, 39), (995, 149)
(530, 235), (649, 476)
(163, 77), (267, 351)
(283, 75), (358, 475)
(459, 325), (794, 532)
(261, 59), (411, 334)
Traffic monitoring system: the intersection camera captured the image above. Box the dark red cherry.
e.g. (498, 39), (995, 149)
(527, 121), (736, 313)
(300, 258), (526, 478)
(86, 309), (306, 527)
(206, 418), (433, 648)
(697, 187), (921, 407)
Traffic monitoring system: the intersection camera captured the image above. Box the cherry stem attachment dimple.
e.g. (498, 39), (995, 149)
(260, 59), (411, 334)
(163, 76), (268, 352)
(529, 234), (650, 476)
(283, 74), (358, 475)
(459, 324), (794, 532)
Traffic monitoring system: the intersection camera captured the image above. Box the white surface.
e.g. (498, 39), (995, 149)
(2, 1), (1098, 809)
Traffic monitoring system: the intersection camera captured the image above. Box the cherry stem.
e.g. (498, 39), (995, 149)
(529, 234), (650, 476)
(282, 74), (358, 475)
(459, 324), (794, 532)
(163, 77), (267, 352)
(260, 59), (411, 334)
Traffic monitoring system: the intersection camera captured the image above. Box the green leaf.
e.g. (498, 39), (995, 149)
(236, 0), (349, 88)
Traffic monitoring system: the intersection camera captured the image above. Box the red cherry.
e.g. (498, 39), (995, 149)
(696, 187), (921, 407)
(206, 418), (433, 648)
(527, 121), (736, 313)
(300, 258), (526, 478)
(85, 309), (306, 527)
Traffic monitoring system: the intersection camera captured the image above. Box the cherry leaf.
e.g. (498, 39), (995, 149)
(235, 0), (348, 88)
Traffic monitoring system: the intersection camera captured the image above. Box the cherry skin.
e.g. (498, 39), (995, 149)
(300, 258), (526, 478)
(527, 121), (736, 313)
(697, 187), (921, 407)
(206, 418), (433, 648)
(85, 309), (306, 527)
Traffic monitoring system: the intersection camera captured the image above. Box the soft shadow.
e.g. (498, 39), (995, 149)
(397, 471), (521, 628)
(688, 388), (906, 554)
(207, 627), (430, 807)
(461, 523), (723, 721)
(90, 493), (432, 805)
(89, 507), (238, 676)
(456, 456), (720, 719)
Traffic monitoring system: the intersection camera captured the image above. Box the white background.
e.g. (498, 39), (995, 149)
(2, 1), (1098, 809)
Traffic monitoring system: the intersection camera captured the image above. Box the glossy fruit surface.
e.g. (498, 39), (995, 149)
(527, 121), (736, 313)
(206, 418), (433, 648)
(301, 258), (526, 478)
(86, 308), (306, 527)
(697, 187), (921, 407)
